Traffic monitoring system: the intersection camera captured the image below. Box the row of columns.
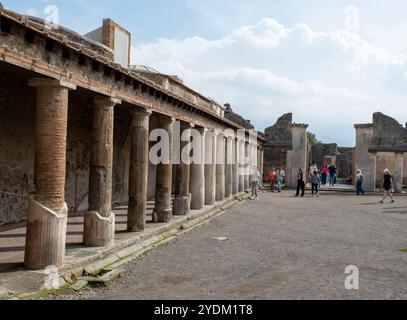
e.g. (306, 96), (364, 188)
(24, 78), (263, 269)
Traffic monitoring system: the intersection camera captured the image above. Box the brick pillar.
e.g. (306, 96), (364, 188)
(190, 128), (207, 210)
(84, 96), (120, 247)
(25, 78), (76, 270)
(173, 122), (192, 215)
(127, 109), (151, 232)
(232, 137), (239, 195)
(205, 130), (217, 205)
(216, 133), (226, 201)
(354, 124), (376, 191)
(225, 135), (233, 198)
(153, 116), (174, 223)
(394, 152), (404, 193)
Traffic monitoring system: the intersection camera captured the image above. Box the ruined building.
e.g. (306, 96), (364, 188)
(0, 7), (264, 270)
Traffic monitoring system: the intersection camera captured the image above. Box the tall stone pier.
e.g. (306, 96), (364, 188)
(354, 124), (376, 191)
(289, 124), (308, 188)
(84, 96), (120, 247)
(24, 79), (76, 269)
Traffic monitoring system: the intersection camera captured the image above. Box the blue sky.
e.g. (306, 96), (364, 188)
(4, 0), (407, 146)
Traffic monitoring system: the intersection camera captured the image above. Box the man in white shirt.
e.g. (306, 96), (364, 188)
(250, 166), (261, 200)
(277, 168), (285, 193)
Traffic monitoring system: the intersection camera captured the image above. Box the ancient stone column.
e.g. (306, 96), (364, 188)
(232, 137), (239, 195)
(289, 124), (309, 188)
(244, 142), (250, 192)
(205, 130), (217, 205)
(238, 139), (245, 193)
(394, 152), (404, 193)
(127, 108), (151, 232)
(84, 96), (120, 247)
(216, 133), (226, 201)
(173, 122), (192, 215)
(190, 128), (207, 210)
(25, 78), (76, 270)
(354, 124), (376, 191)
(153, 116), (174, 223)
(225, 135), (233, 198)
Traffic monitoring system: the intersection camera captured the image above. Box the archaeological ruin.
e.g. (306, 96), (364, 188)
(0, 7), (265, 270)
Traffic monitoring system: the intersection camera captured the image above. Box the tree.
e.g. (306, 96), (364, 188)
(307, 132), (321, 146)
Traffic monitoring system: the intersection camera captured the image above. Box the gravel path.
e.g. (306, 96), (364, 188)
(48, 191), (407, 300)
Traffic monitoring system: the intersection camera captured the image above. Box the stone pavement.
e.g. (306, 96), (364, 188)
(48, 191), (407, 300)
(0, 195), (247, 299)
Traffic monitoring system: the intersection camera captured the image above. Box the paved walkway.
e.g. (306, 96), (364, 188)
(48, 191), (407, 300)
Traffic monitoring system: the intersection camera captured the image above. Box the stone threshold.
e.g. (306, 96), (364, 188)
(0, 193), (250, 300)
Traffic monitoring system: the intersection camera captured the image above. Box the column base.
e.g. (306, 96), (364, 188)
(83, 211), (115, 247)
(153, 209), (173, 223)
(173, 196), (190, 216)
(24, 197), (68, 270)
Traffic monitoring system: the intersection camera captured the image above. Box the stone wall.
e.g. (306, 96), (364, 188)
(0, 75), (35, 225)
(0, 76), (139, 226)
(264, 113), (292, 173)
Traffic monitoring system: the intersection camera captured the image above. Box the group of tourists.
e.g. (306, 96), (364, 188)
(262, 163), (397, 203)
(266, 168), (286, 193)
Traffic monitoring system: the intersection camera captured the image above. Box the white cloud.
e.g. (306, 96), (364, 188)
(132, 16), (407, 146)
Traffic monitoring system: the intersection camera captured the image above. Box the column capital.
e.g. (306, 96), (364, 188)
(131, 108), (152, 117)
(29, 78), (77, 90)
(94, 96), (121, 109)
(196, 127), (208, 136)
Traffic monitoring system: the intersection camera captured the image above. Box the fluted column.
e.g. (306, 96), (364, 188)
(84, 96), (120, 247)
(238, 139), (245, 193)
(24, 79), (76, 269)
(244, 142), (250, 192)
(216, 133), (226, 201)
(153, 116), (174, 223)
(225, 135), (233, 198)
(174, 122), (192, 215)
(205, 130), (217, 205)
(232, 137), (239, 195)
(190, 128), (207, 210)
(127, 109), (151, 232)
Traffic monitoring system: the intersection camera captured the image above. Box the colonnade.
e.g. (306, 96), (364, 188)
(24, 78), (264, 269)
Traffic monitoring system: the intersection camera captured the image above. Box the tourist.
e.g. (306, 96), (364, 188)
(295, 168), (305, 197)
(309, 170), (321, 197)
(380, 168), (395, 204)
(328, 163), (337, 186)
(267, 168), (277, 192)
(276, 168), (286, 193)
(250, 166), (261, 200)
(355, 169), (364, 196)
(321, 165), (328, 186)
(346, 170), (353, 185)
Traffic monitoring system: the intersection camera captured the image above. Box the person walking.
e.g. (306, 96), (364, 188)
(380, 168), (395, 204)
(250, 166), (261, 200)
(295, 168), (305, 197)
(321, 165), (328, 186)
(267, 168), (277, 192)
(276, 168), (286, 193)
(329, 164), (337, 186)
(309, 170), (321, 197)
(355, 169), (364, 196)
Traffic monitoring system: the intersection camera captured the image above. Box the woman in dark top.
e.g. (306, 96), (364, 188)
(380, 168), (395, 204)
(295, 168), (305, 197)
